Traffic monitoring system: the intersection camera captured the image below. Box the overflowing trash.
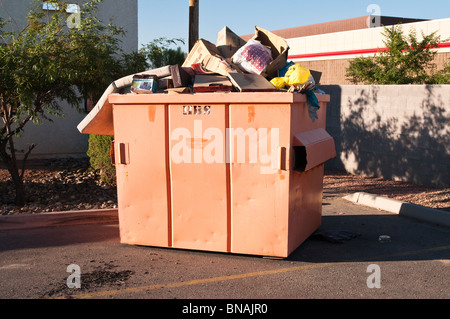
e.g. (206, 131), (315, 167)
(95, 25), (325, 122)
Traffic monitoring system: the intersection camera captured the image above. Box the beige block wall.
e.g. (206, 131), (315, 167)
(322, 84), (450, 187)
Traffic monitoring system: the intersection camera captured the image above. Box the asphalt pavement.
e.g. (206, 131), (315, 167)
(0, 190), (449, 311)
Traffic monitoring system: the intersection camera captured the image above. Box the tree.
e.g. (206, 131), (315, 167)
(141, 37), (186, 69)
(0, 0), (146, 206)
(346, 25), (450, 84)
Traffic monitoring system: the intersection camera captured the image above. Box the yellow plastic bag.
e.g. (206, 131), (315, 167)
(284, 63), (311, 86)
(270, 77), (287, 89)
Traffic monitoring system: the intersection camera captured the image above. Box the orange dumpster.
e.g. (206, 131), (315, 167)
(78, 92), (335, 257)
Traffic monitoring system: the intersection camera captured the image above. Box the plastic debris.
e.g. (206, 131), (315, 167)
(378, 235), (391, 243)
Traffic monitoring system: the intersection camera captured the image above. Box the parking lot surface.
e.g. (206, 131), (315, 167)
(0, 192), (449, 313)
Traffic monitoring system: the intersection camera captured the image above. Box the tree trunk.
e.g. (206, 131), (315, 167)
(0, 151), (26, 207)
(0, 137), (27, 207)
(9, 165), (26, 207)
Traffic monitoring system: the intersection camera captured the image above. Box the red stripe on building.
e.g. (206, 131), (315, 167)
(288, 42), (450, 60)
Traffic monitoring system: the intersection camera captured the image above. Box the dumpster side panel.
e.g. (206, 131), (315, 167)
(229, 103), (291, 257)
(112, 104), (170, 247)
(169, 103), (229, 252)
(288, 165), (324, 254)
(287, 100), (329, 255)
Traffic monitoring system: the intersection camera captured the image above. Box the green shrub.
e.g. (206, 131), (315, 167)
(87, 134), (116, 185)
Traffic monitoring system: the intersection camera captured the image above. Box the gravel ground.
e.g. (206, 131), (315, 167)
(0, 158), (117, 215)
(1, 159), (449, 215)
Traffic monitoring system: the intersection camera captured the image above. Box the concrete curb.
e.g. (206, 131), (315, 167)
(343, 192), (450, 228)
(0, 209), (118, 231)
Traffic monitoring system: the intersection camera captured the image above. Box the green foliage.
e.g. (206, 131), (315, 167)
(85, 37), (186, 187)
(427, 61), (450, 84)
(346, 25), (449, 84)
(87, 134), (116, 185)
(0, 0), (148, 205)
(141, 37), (186, 68)
(1, 0), (187, 205)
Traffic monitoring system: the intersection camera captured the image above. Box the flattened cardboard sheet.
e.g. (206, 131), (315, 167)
(227, 73), (277, 92)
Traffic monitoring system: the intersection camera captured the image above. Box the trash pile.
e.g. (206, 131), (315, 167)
(99, 26), (324, 121)
(132, 26), (322, 94)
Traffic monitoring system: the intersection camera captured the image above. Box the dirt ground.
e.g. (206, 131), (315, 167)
(1, 159), (449, 214)
(323, 170), (450, 212)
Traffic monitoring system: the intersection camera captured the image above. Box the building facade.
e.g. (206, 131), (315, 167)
(286, 17), (450, 84)
(244, 16), (450, 85)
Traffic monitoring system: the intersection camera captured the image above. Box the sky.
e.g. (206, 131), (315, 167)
(137, 0), (450, 51)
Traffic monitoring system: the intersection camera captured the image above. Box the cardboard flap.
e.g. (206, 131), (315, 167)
(216, 26), (246, 59)
(182, 39), (241, 76)
(252, 26), (289, 79)
(292, 128), (336, 172)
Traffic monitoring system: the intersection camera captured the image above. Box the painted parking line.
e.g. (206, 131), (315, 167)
(64, 245), (450, 299)
(66, 262), (346, 299)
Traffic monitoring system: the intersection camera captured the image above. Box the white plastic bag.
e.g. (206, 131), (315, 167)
(232, 39), (273, 75)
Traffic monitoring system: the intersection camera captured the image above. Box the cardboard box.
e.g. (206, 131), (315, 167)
(182, 39), (241, 76)
(216, 26), (246, 59)
(251, 26), (289, 79)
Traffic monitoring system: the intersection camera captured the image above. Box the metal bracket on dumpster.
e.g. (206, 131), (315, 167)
(119, 142), (129, 165)
(292, 128), (336, 172)
(271, 146), (287, 171)
(111, 141), (129, 165)
(110, 140), (115, 165)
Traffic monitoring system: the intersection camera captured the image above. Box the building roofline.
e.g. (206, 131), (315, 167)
(241, 15), (429, 40)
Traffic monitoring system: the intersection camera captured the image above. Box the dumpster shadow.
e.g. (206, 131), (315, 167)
(287, 214), (450, 263)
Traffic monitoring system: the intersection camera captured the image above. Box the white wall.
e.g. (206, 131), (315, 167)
(287, 18), (450, 62)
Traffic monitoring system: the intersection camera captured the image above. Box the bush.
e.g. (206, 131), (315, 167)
(346, 25), (449, 84)
(87, 134), (116, 185)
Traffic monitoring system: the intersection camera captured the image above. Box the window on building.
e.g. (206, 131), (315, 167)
(42, 2), (79, 13)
